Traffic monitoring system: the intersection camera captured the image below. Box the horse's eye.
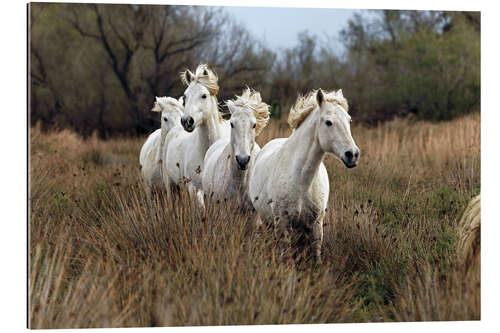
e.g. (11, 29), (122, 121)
(252, 123), (256, 129)
(325, 120), (333, 127)
(201, 94), (207, 99)
(182, 95), (186, 106)
(230, 122), (234, 128)
(163, 117), (168, 122)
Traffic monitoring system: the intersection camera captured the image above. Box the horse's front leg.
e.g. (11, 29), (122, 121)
(188, 182), (205, 211)
(254, 214), (264, 228)
(186, 182), (195, 199)
(311, 214), (324, 265)
(164, 174), (179, 200)
(274, 215), (292, 263)
(187, 183), (204, 210)
(196, 188), (205, 211)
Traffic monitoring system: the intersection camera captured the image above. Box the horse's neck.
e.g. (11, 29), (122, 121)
(285, 109), (324, 190)
(196, 101), (225, 151)
(157, 127), (167, 163)
(162, 125), (182, 154)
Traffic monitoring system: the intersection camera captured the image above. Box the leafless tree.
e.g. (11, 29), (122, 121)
(68, 4), (150, 133)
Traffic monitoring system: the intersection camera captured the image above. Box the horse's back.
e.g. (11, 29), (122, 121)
(164, 128), (190, 185)
(140, 129), (163, 187)
(253, 138), (287, 168)
(142, 145), (162, 187)
(249, 138), (286, 184)
(140, 129), (161, 166)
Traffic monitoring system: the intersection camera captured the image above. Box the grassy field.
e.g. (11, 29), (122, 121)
(28, 113), (480, 328)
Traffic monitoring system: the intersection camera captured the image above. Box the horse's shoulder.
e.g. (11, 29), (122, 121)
(310, 162), (329, 206)
(251, 143), (261, 158)
(140, 129), (161, 163)
(204, 140), (229, 177)
(141, 128), (161, 149)
(255, 138), (286, 163)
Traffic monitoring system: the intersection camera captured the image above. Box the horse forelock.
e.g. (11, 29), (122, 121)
(324, 90), (349, 114)
(156, 96), (184, 114)
(228, 87), (270, 136)
(288, 89), (349, 129)
(180, 64), (219, 96)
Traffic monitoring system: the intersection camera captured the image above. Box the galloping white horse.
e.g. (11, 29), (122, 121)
(139, 96), (183, 188)
(163, 64), (230, 206)
(202, 88), (270, 209)
(248, 89), (360, 261)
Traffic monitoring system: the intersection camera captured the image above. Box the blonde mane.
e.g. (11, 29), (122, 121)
(180, 64), (219, 96)
(228, 88), (270, 137)
(457, 194), (480, 269)
(151, 96), (184, 114)
(288, 89), (349, 129)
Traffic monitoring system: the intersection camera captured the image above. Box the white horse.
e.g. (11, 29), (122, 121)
(248, 89), (360, 262)
(139, 96), (183, 189)
(163, 64), (230, 206)
(202, 88), (270, 209)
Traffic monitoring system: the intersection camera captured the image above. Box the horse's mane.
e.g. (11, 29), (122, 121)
(151, 96), (184, 114)
(288, 89), (349, 129)
(228, 88), (270, 137)
(180, 64), (219, 96)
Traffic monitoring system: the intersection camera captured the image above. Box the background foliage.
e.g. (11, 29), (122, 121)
(30, 4), (480, 136)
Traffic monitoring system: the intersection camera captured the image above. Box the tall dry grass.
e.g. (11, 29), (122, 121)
(28, 113), (480, 328)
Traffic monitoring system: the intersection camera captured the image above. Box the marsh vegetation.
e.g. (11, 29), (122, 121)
(29, 113), (480, 328)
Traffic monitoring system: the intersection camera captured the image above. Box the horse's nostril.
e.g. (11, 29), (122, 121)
(345, 150), (353, 160)
(236, 155), (250, 167)
(188, 117), (194, 126)
(354, 151), (359, 158)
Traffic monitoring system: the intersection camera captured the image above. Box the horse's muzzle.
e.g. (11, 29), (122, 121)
(181, 116), (195, 132)
(342, 149), (360, 168)
(235, 155), (250, 170)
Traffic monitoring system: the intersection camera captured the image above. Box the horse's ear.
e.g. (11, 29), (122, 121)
(151, 97), (162, 112)
(181, 69), (195, 86)
(337, 89), (344, 98)
(316, 89), (325, 107)
(178, 96), (184, 107)
(187, 70), (195, 83)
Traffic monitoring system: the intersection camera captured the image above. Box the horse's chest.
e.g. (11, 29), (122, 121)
(273, 188), (323, 223)
(181, 150), (204, 185)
